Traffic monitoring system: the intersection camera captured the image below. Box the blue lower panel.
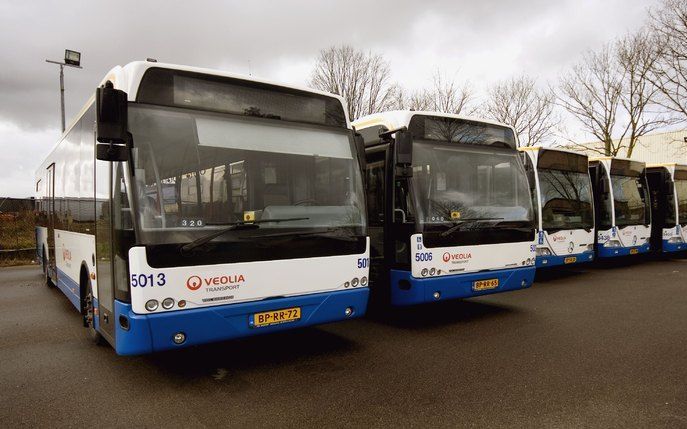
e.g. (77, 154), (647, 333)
(536, 252), (594, 268)
(112, 287), (369, 356)
(596, 242), (651, 258)
(388, 267), (535, 307)
(56, 268), (81, 311)
(662, 240), (687, 253)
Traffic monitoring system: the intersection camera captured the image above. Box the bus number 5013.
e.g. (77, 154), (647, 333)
(130, 273), (167, 288)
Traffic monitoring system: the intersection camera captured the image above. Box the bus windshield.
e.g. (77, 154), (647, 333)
(538, 169), (593, 230)
(127, 104), (366, 245)
(412, 142), (533, 229)
(676, 179), (687, 224)
(611, 174), (649, 227)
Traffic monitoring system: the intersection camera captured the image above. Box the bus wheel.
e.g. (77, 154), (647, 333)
(42, 251), (53, 287)
(84, 280), (104, 345)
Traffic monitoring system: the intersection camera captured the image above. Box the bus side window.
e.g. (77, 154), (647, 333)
(365, 156), (385, 226)
(524, 158), (539, 226)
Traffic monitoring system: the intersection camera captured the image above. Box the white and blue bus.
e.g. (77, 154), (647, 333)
(646, 163), (687, 253)
(353, 111), (536, 306)
(35, 61), (370, 355)
(588, 157), (651, 258)
(520, 147), (595, 268)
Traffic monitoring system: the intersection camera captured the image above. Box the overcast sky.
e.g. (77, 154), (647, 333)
(0, 0), (660, 197)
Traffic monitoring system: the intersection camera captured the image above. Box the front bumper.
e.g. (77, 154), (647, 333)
(595, 242), (651, 258)
(111, 287), (369, 355)
(662, 239), (687, 253)
(388, 266), (535, 306)
(536, 252), (594, 268)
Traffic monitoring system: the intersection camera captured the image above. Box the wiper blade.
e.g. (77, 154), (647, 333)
(247, 227), (359, 242)
(440, 217), (504, 237)
(180, 217), (309, 253)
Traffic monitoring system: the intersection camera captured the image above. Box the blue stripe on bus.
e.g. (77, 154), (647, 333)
(112, 287), (370, 356)
(662, 240), (687, 253)
(388, 266), (536, 306)
(56, 267), (81, 311)
(536, 252), (594, 268)
(595, 242), (651, 258)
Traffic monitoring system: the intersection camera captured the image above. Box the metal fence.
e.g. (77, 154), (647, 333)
(0, 208), (37, 265)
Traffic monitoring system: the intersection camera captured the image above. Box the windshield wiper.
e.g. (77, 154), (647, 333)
(246, 227), (359, 242)
(180, 217), (309, 253)
(440, 217), (504, 237)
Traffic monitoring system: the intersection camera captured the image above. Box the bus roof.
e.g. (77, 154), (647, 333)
(352, 110), (515, 135)
(517, 146), (587, 157)
(60, 61), (351, 140)
(589, 156), (644, 165)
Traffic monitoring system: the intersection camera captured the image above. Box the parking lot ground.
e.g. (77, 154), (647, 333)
(1, 257), (686, 428)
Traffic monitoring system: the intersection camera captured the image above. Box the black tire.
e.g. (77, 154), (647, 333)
(42, 250), (53, 287)
(84, 279), (105, 345)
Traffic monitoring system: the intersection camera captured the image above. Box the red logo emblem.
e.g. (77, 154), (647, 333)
(186, 275), (202, 291)
(442, 252), (472, 262)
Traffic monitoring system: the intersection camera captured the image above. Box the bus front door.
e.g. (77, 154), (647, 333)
(95, 160), (115, 341)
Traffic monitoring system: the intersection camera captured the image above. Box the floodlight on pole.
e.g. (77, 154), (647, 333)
(46, 49), (82, 132)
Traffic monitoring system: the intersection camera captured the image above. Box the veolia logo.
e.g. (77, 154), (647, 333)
(186, 275), (203, 291)
(186, 274), (246, 291)
(442, 252), (472, 262)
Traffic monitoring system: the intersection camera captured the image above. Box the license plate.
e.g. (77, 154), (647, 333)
(630, 248), (639, 254)
(473, 278), (499, 291)
(564, 256), (577, 264)
(252, 307), (301, 328)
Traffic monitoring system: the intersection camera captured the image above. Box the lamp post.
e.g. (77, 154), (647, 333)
(46, 50), (82, 132)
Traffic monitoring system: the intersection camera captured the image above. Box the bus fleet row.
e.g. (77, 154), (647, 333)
(34, 62), (687, 355)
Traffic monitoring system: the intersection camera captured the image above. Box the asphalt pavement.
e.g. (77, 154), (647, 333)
(1, 256), (686, 428)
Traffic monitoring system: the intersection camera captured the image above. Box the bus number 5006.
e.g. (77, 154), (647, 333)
(130, 273), (166, 288)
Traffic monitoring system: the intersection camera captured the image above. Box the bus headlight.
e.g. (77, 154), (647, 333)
(429, 268), (436, 276)
(360, 276), (368, 286)
(668, 237), (684, 244)
(351, 277), (359, 287)
(421, 268), (429, 277)
(536, 247), (552, 256)
(145, 299), (159, 312)
(586, 244), (594, 252)
(162, 298), (175, 310)
(604, 240), (622, 248)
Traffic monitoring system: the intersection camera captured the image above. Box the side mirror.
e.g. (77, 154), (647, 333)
(395, 128), (413, 166)
(599, 178), (609, 194)
(96, 143), (129, 162)
(353, 132), (366, 173)
(96, 81), (128, 144)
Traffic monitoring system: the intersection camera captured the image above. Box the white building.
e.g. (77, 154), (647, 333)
(561, 129), (687, 163)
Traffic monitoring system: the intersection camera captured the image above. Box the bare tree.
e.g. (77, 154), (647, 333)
(406, 72), (474, 115)
(484, 75), (560, 147)
(647, 0), (687, 121)
(557, 45), (626, 156)
(616, 30), (668, 157)
(309, 45), (398, 120)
